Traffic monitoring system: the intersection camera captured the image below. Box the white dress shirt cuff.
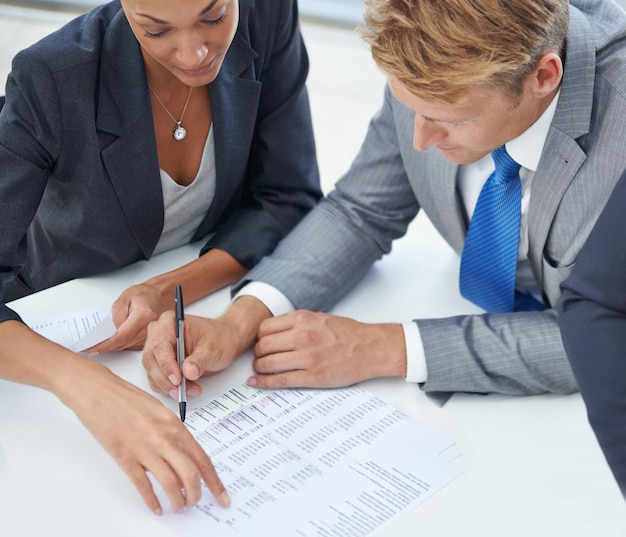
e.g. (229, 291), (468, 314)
(234, 281), (295, 317)
(402, 321), (427, 383)
(235, 286), (427, 383)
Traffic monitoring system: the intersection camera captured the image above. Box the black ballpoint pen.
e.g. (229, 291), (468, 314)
(175, 285), (187, 422)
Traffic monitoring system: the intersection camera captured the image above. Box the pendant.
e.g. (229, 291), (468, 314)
(173, 122), (187, 141)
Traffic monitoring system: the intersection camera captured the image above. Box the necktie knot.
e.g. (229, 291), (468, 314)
(491, 145), (521, 183)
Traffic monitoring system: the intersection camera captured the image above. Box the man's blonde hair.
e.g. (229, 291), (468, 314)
(361, 0), (569, 105)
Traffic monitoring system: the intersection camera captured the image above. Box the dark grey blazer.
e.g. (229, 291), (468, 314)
(0, 0), (321, 322)
(558, 169), (626, 497)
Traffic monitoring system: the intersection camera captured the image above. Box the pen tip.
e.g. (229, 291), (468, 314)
(180, 402), (187, 422)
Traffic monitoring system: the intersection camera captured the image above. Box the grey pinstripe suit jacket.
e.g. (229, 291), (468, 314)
(239, 0), (626, 395)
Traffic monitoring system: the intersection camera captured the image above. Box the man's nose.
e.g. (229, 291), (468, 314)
(412, 115), (446, 152)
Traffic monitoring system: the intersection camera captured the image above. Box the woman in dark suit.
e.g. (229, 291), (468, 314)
(0, 0), (320, 514)
(558, 169), (626, 497)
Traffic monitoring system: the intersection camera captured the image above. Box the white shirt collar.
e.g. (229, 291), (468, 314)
(506, 89), (560, 172)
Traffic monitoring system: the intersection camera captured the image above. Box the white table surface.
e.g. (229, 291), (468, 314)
(1, 227), (625, 537)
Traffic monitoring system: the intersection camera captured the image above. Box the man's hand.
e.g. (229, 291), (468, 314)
(249, 310), (407, 389)
(142, 296), (273, 398)
(142, 313), (242, 398)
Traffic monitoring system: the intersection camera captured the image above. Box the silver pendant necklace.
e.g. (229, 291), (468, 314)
(148, 83), (193, 141)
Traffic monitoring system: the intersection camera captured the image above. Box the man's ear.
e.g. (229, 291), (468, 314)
(531, 51), (563, 98)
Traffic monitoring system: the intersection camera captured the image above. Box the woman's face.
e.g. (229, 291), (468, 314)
(121, 0), (239, 87)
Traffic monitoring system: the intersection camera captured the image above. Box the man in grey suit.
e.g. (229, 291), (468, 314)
(144, 0), (626, 400)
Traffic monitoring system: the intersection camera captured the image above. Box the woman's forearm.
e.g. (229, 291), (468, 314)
(143, 247), (248, 306)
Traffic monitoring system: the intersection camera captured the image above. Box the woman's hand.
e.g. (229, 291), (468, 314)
(89, 249), (249, 356)
(87, 282), (167, 355)
(0, 320), (229, 516)
(59, 359), (230, 515)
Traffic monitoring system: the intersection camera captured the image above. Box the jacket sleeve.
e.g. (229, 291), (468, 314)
(233, 83), (421, 306)
(416, 310), (577, 395)
(201, 0), (322, 268)
(558, 169), (626, 495)
(0, 47), (61, 324)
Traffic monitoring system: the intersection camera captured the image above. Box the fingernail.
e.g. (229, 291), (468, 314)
(187, 363), (200, 379)
(187, 385), (201, 397)
(153, 506), (163, 516)
(221, 491), (231, 507)
(169, 389), (178, 400)
(168, 374), (178, 386)
(247, 376), (257, 387)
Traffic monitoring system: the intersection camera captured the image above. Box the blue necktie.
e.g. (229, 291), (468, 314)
(460, 145), (522, 313)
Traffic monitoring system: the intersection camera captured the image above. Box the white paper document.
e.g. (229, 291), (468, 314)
(156, 384), (462, 536)
(26, 308), (116, 352)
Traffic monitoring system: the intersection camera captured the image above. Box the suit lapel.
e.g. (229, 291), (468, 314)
(194, 32), (261, 239)
(527, 7), (595, 290)
(421, 155), (466, 254)
(96, 9), (163, 258)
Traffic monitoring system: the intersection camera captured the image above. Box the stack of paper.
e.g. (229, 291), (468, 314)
(25, 309), (462, 534)
(156, 383), (462, 536)
(26, 307), (115, 352)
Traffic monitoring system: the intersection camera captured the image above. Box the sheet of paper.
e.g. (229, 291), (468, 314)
(155, 384), (462, 536)
(26, 308), (115, 352)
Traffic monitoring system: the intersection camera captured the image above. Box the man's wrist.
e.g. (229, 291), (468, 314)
(366, 323), (407, 378)
(234, 281), (296, 317)
(221, 296), (273, 354)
